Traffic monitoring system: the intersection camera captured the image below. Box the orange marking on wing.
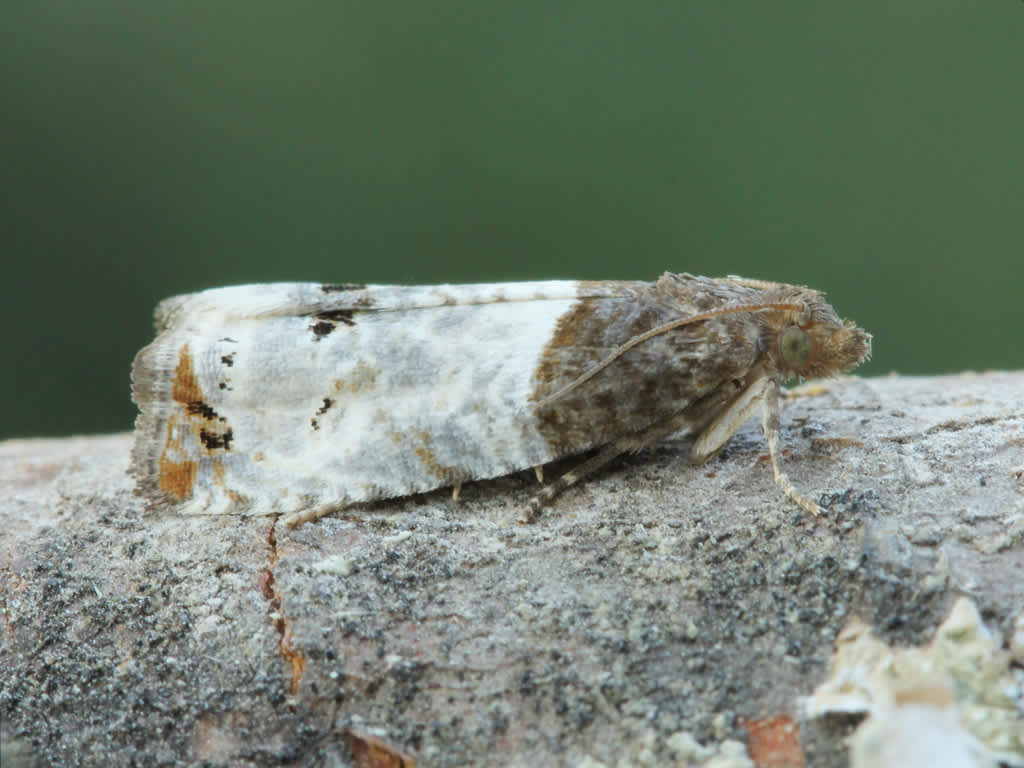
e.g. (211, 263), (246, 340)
(157, 456), (198, 499)
(155, 344), (207, 500)
(171, 343), (202, 404)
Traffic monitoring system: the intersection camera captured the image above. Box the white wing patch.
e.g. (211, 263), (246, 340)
(131, 282), (589, 517)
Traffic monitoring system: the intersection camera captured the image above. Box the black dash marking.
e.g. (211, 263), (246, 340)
(186, 401), (222, 421)
(315, 309), (356, 326)
(321, 283), (367, 293)
(311, 397), (335, 430)
(220, 352), (236, 367)
(309, 310), (356, 341)
(310, 320), (336, 340)
(219, 382), (229, 390)
(199, 427), (233, 451)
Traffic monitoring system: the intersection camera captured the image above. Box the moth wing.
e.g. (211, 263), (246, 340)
(131, 281), (645, 517)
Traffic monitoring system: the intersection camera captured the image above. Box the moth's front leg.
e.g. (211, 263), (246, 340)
(693, 377), (823, 517)
(760, 380), (823, 517)
(690, 377), (771, 463)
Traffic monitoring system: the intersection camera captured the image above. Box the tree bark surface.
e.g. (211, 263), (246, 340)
(2, 372), (1023, 767)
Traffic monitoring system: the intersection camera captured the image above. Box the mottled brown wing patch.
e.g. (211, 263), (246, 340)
(530, 283), (757, 455)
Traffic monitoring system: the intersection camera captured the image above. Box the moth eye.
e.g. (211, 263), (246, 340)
(779, 326), (813, 369)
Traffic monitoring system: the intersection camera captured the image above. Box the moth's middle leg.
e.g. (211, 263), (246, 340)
(521, 413), (692, 522)
(521, 378), (753, 521)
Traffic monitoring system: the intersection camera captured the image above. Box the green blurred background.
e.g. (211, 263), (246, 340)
(3, 2), (1022, 439)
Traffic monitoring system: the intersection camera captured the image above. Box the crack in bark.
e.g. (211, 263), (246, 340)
(264, 516), (305, 695)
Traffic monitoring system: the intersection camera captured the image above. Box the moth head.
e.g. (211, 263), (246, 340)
(762, 290), (871, 380)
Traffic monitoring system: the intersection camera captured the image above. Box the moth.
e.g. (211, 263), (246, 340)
(130, 273), (871, 526)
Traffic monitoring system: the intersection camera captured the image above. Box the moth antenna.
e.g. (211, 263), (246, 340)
(536, 301), (803, 407)
(725, 275), (795, 291)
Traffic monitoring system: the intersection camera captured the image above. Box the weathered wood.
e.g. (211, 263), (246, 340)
(2, 372), (1022, 767)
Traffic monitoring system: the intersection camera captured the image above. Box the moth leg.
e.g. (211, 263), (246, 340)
(690, 378), (770, 462)
(452, 483), (462, 501)
(534, 466), (544, 483)
(284, 503), (342, 528)
(522, 414), (690, 522)
(761, 381), (823, 517)
(522, 444), (621, 522)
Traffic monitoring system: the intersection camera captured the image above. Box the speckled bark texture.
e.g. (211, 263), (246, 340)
(2, 372), (1023, 768)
